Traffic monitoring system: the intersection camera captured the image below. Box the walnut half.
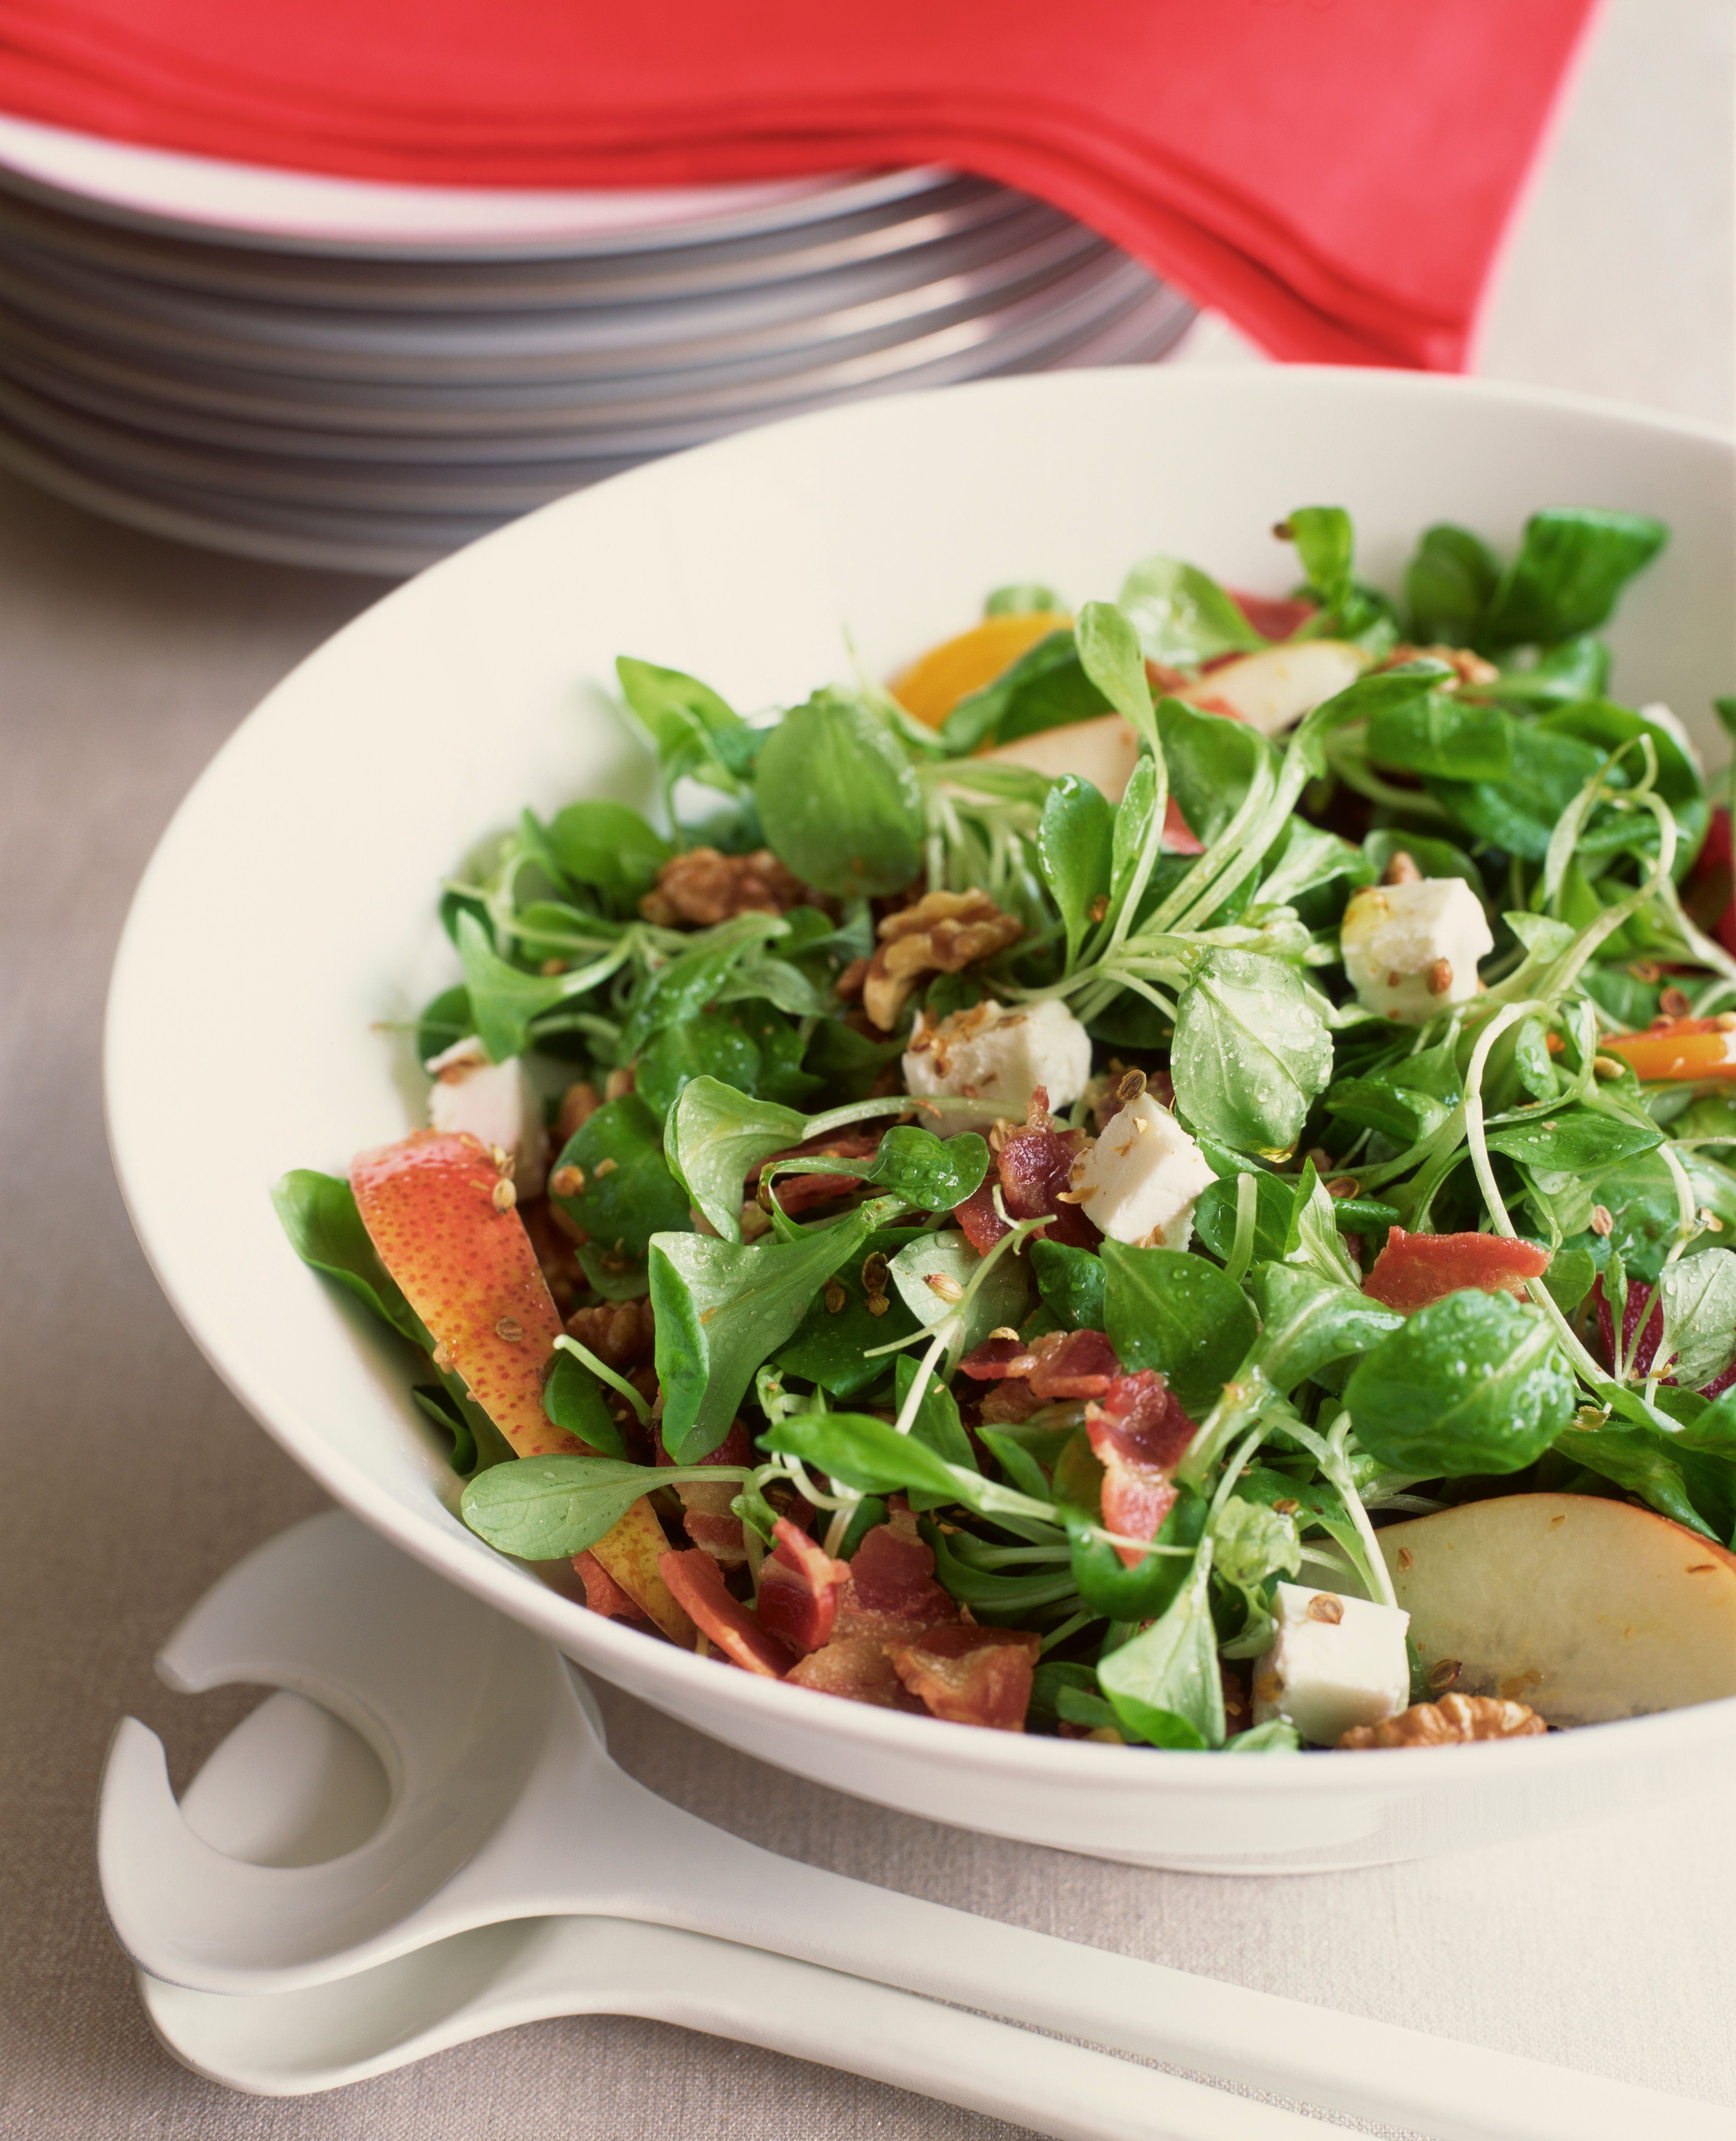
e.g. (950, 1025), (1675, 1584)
(565, 1295), (656, 1372)
(640, 847), (809, 927)
(1337, 1692), (1546, 1749)
(863, 889), (1022, 1030)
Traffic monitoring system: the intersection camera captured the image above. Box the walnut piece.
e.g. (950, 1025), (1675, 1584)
(640, 846), (809, 927)
(863, 889), (1022, 1030)
(1337, 1692), (1547, 1749)
(564, 1296), (656, 1373)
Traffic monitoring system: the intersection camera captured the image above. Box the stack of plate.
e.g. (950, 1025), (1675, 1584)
(0, 115), (1196, 575)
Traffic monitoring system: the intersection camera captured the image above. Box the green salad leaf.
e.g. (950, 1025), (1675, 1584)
(1097, 1543), (1225, 1749)
(1101, 1242), (1257, 1416)
(271, 1169), (421, 1344)
(653, 1204), (895, 1461)
(1038, 773), (1115, 967)
(1477, 508), (1668, 649)
(754, 692), (924, 897)
(1345, 1292), (1576, 1475)
(1118, 554), (1264, 667)
(552, 1095), (693, 1262)
(1170, 951), (1333, 1155)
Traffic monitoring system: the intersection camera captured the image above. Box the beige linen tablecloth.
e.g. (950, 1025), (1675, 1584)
(3, 3), (1733, 2133)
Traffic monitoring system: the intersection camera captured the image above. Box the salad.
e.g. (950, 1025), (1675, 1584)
(277, 501), (1736, 1753)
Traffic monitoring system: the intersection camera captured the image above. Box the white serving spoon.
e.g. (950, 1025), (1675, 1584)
(140, 1686), (1311, 2136)
(102, 1511), (1733, 2141)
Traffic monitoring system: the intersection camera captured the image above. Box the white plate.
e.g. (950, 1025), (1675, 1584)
(0, 218), (1113, 383)
(104, 369), (1736, 1867)
(0, 276), (1191, 470)
(0, 291), (1193, 575)
(0, 256), (1167, 506)
(0, 111), (934, 255)
(0, 264), (1170, 434)
(0, 173), (1026, 309)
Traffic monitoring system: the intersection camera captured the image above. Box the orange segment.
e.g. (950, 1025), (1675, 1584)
(890, 610), (1072, 728)
(1601, 1017), (1736, 1081)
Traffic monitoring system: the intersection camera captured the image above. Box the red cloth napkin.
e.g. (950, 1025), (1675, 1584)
(0, 0), (1597, 369)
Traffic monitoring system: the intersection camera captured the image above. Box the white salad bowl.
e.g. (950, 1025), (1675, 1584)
(107, 366), (1736, 1872)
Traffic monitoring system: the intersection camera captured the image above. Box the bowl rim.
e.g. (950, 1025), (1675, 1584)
(105, 361), (1736, 1800)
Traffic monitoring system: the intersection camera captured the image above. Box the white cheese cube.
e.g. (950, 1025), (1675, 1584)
(902, 996), (1091, 1132)
(1253, 1582), (1411, 1746)
(1340, 877), (1493, 1025)
(426, 1036), (546, 1198)
(1067, 1092), (1215, 1249)
(1184, 640), (1368, 736)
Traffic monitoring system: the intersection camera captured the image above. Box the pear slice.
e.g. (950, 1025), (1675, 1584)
(1378, 1492), (1736, 1726)
(353, 1128), (569, 1456)
(1185, 640), (1368, 735)
(352, 1128), (692, 1644)
(977, 639), (1369, 806)
(977, 715), (1199, 850)
(981, 711), (1143, 800)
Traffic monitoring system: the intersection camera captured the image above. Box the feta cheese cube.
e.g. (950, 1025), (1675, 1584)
(1067, 1092), (1215, 1249)
(426, 1036), (546, 1198)
(902, 996), (1091, 1132)
(1340, 876), (1493, 1025)
(1253, 1582), (1411, 1746)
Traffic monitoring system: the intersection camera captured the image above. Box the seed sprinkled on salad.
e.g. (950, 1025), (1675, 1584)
(275, 501), (1736, 1749)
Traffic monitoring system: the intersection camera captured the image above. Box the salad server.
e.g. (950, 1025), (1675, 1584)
(142, 1886), (1313, 2133)
(100, 1511), (1733, 2141)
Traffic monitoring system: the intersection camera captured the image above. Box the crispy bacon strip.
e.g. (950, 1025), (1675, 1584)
(955, 1089), (1099, 1254)
(1086, 1370), (1197, 1566)
(887, 1626), (1041, 1731)
(779, 1505), (1044, 1726)
(658, 1549), (793, 1677)
(960, 1326), (1119, 1402)
(834, 1505), (959, 1641)
(786, 1635), (925, 1710)
(952, 1181), (1005, 1254)
(959, 1335), (1031, 1379)
(756, 1517), (849, 1655)
(658, 1418), (751, 1565)
(760, 1130), (884, 1214)
(1362, 1227), (1550, 1312)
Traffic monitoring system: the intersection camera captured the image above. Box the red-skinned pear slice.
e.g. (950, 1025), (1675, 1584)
(351, 1129), (692, 1644)
(981, 712), (1141, 800)
(976, 715), (1203, 849)
(1181, 640), (1367, 735)
(353, 1130), (567, 1450)
(1378, 1491), (1736, 1726)
(592, 1501), (696, 1648)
